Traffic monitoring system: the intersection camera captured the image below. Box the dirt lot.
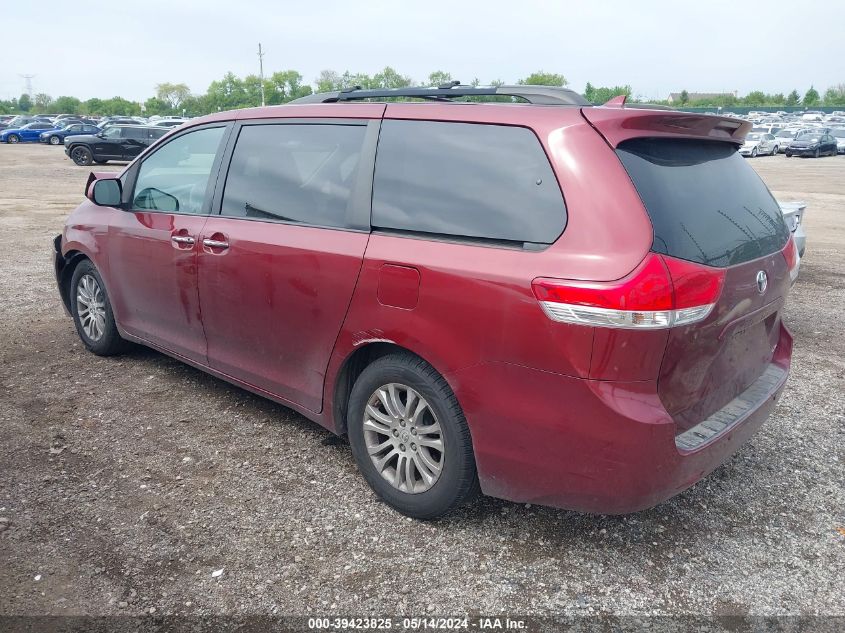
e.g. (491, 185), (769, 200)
(0, 144), (843, 618)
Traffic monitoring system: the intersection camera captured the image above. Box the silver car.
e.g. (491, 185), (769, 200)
(830, 128), (845, 154)
(778, 200), (807, 262)
(740, 132), (779, 157)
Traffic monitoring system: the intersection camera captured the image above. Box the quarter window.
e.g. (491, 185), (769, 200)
(220, 123), (367, 229)
(132, 126), (225, 215)
(372, 120), (566, 244)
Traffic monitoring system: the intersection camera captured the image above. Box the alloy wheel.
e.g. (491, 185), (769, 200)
(50, 136), (60, 145)
(76, 274), (106, 341)
(363, 383), (444, 494)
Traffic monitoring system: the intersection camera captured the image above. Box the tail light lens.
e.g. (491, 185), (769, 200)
(782, 236), (800, 283)
(532, 253), (725, 329)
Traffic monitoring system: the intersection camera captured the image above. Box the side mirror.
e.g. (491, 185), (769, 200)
(91, 178), (122, 207)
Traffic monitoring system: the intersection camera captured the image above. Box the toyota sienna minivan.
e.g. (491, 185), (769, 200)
(54, 85), (797, 519)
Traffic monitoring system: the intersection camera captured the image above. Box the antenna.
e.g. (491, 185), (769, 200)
(257, 43), (266, 107)
(19, 74), (35, 96)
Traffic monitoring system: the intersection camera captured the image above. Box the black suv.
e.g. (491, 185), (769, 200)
(65, 125), (167, 166)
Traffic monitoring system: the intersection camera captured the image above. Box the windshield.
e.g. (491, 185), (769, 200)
(776, 131), (793, 138)
(745, 133), (761, 141)
(830, 129), (845, 138)
(797, 131), (821, 140)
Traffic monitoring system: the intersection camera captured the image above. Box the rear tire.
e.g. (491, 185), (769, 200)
(69, 259), (129, 356)
(347, 353), (479, 519)
(70, 146), (93, 166)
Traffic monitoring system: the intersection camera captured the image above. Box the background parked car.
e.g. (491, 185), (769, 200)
(64, 125), (167, 165)
(1, 121), (56, 143)
(830, 128), (845, 154)
(40, 123), (102, 145)
(740, 132), (779, 157)
(785, 130), (838, 157)
(778, 200), (807, 258)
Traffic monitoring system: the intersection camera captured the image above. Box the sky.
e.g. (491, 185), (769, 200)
(2, 0), (842, 103)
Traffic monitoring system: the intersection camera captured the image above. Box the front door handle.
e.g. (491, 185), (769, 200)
(202, 238), (229, 249)
(171, 235), (196, 245)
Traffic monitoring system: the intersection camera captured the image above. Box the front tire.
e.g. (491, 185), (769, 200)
(751, 147), (758, 157)
(49, 135), (61, 145)
(814, 148), (820, 158)
(347, 353), (479, 519)
(771, 145), (778, 156)
(69, 260), (129, 356)
(70, 146), (93, 166)
(7, 134), (20, 144)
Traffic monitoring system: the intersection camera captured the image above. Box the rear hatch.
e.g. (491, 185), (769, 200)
(584, 108), (794, 432)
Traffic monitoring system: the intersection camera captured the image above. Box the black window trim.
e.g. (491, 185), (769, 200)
(369, 118), (567, 250)
(210, 117), (380, 233)
(122, 121), (235, 216)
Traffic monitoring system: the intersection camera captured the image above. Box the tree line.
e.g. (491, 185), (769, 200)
(2, 67), (843, 117)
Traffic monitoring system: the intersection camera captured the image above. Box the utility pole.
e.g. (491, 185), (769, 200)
(257, 43), (266, 106)
(19, 74), (35, 97)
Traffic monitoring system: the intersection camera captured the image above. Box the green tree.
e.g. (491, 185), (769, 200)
(584, 83), (632, 104)
(373, 66), (412, 89)
(205, 72), (248, 111)
(18, 94), (32, 111)
(823, 84), (845, 106)
(33, 93), (54, 112)
(82, 98), (104, 115)
(155, 82), (191, 110)
(143, 97), (170, 116)
(743, 91), (766, 106)
(426, 71), (453, 87)
(785, 90), (800, 106)
(518, 71), (567, 86)
(265, 70), (311, 104)
(679, 89), (689, 105)
(316, 69), (343, 92)
(53, 96), (81, 114)
(803, 86), (820, 106)
(770, 93), (785, 105)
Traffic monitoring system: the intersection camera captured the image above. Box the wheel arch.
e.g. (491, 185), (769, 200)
(56, 249), (91, 313)
(331, 342), (461, 437)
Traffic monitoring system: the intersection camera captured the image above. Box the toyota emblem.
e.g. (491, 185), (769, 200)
(756, 270), (768, 294)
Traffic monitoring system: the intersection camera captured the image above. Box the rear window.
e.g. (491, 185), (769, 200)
(616, 138), (789, 267)
(372, 120), (566, 245)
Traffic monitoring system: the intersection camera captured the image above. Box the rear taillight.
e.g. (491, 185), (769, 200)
(782, 236), (800, 283)
(532, 253), (725, 329)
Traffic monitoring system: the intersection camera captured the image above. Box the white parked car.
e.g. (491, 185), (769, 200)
(830, 128), (845, 154)
(740, 132), (779, 157)
(778, 200), (807, 259)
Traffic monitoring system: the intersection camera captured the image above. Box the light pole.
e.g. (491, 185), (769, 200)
(258, 43), (266, 107)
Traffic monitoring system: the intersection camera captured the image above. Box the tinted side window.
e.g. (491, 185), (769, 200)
(371, 120), (566, 244)
(617, 138), (789, 266)
(124, 128), (148, 140)
(132, 126), (225, 215)
(221, 123), (366, 229)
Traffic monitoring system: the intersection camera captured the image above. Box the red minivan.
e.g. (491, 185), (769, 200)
(54, 86), (797, 519)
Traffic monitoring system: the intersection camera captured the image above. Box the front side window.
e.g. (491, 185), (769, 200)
(220, 123), (367, 229)
(372, 120), (566, 244)
(102, 127), (122, 139)
(132, 126), (225, 214)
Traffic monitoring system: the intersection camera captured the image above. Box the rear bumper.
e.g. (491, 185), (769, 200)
(449, 323), (792, 514)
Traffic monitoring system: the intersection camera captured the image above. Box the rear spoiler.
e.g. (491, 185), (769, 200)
(584, 97), (750, 147)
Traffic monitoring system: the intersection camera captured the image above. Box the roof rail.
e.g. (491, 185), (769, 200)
(289, 84), (590, 106)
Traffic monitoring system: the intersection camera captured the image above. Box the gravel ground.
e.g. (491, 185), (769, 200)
(0, 144), (843, 618)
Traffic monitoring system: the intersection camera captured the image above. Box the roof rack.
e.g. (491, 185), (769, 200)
(289, 83), (590, 106)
